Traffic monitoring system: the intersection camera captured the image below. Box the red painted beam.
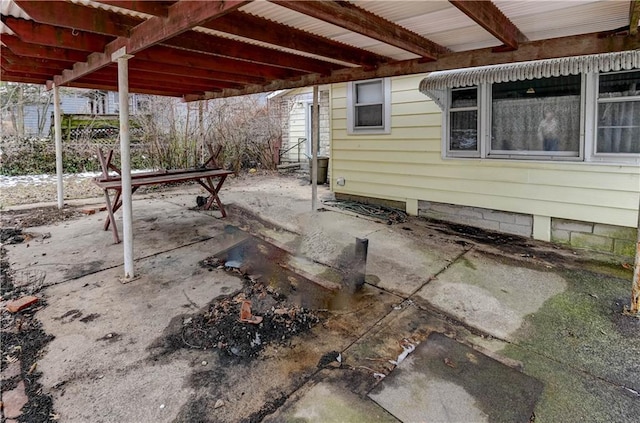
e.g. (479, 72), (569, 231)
(2, 35), (91, 62)
(63, 80), (188, 97)
(271, 0), (449, 59)
(76, 72), (225, 95)
(52, 0), (250, 88)
(3, 17), (114, 52)
(128, 59), (266, 85)
(137, 45), (304, 81)
(204, 10), (388, 67)
(449, 1), (527, 51)
(165, 31), (341, 74)
(0, 71), (47, 85)
(14, 0), (140, 37)
(1, 68), (51, 81)
(95, 1), (174, 17)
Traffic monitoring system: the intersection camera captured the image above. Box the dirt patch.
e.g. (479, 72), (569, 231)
(0, 205), (83, 228)
(1, 246), (56, 422)
(153, 270), (321, 360)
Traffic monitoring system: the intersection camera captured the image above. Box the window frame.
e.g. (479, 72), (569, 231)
(587, 69), (640, 163)
(347, 78), (391, 135)
(446, 86), (481, 158)
(440, 71), (640, 164)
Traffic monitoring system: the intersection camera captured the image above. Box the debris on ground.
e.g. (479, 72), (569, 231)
(323, 200), (407, 224)
(0, 245), (56, 422)
(317, 350), (342, 369)
(168, 258), (321, 359)
(0, 205), (83, 229)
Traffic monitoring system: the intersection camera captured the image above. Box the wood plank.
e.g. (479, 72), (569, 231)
(51, 0), (249, 88)
(272, 0), (448, 59)
(449, 1), (527, 50)
(187, 31), (640, 101)
(14, 0), (140, 36)
(2, 17), (114, 52)
(631, 0), (640, 35)
(203, 10), (388, 66)
(2, 35), (90, 62)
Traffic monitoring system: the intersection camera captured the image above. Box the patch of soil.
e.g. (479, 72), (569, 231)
(153, 265), (321, 360)
(1, 245), (57, 422)
(0, 205), (83, 229)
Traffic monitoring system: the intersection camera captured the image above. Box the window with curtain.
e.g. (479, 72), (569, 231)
(491, 76), (581, 156)
(347, 78), (391, 134)
(596, 70), (640, 154)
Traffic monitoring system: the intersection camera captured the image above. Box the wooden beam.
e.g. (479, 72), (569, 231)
(203, 10), (388, 67)
(2, 17), (114, 52)
(14, 0), (140, 36)
(185, 31), (640, 101)
(62, 80), (187, 97)
(449, 1), (527, 50)
(135, 45), (303, 81)
(95, 1), (174, 17)
(129, 59), (266, 85)
(164, 31), (341, 74)
(631, 0), (640, 35)
(271, 0), (449, 59)
(0, 71), (46, 85)
(52, 0), (250, 88)
(2, 35), (91, 62)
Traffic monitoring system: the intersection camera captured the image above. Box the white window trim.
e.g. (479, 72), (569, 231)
(441, 71), (640, 164)
(347, 78), (391, 135)
(587, 70), (640, 164)
(446, 86), (480, 158)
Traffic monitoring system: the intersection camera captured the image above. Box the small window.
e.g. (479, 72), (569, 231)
(347, 78), (391, 134)
(448, 87), (479, 156)
(490, 75), (581, 157)
(596, 70), (640, 155)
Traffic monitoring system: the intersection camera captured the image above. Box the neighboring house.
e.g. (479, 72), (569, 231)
(270, 86), (330, 165)
(329, 51), (640, 258)
(3, 88), (147, 138)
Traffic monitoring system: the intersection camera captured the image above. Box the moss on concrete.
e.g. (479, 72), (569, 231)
(500, 269), (640, 422)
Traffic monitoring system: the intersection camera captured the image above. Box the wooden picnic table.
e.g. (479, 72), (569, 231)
(93, 146), (233, 244)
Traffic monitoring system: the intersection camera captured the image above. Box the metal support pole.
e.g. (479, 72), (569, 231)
(113, 48), (135, 280)
(53, 85), (64, 209)
(311, 85), (319, 211)
(354, 237), (369, 289)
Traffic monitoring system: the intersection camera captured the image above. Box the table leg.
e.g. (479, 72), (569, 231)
(103, 189), (120, 244)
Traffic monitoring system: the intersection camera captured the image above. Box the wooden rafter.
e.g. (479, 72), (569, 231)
(449, 1), (527, 50)
(136, 45), (303, 81)
(14, 0), (139, 37)
(271, 0), (449, 59)
(185, 31), (640, 101)
(202, 11), (387, 67)
(47, 0), (249, 88)
(164, 31), (340, 74)
(95, 1), (174, 17)
(2, 17), (114, 52)
(2, 35), (90, 62)
(631, 0), (640, 35)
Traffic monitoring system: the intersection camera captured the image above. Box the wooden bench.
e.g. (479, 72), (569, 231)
(93, 146), (233, 244)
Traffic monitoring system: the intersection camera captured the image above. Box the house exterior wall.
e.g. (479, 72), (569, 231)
(279, 87), (330, 163)
(331, 74), (640, 254)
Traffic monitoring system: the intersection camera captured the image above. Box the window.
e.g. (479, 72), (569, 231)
(347, 78), (391, 134)
(448, 87), (479, 156)
(596, 70), (640, 155)
(440, 70), (640, 163)
(490, 76), (581, 157)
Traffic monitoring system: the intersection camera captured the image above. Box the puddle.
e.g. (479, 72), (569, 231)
(202, 226), (367, 311)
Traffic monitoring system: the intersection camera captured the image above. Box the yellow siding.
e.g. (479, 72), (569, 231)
(331, 75), (640, 227)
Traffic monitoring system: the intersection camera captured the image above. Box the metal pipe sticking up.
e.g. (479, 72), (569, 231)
(354, 237), (369, 289)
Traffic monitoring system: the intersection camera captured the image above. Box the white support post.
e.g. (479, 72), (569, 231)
(311, 85), (319, 211)
(113, 47), (135, 280)
(53, 85), (64, 209)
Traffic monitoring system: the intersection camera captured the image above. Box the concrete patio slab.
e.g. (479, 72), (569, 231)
(415, 250), (567, 340)
(369, 332), (543, 423)
(264, 381), (400, 423)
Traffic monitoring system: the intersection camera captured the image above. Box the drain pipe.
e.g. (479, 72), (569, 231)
(354, 237), (369, 289)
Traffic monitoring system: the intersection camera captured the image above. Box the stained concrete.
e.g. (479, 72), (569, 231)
(415, 249), (567, 340)
(369, 333), (543, 423)
(4, 174), (638, 423)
